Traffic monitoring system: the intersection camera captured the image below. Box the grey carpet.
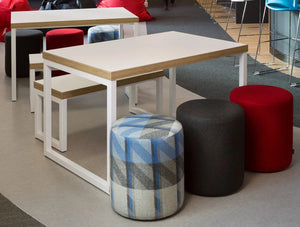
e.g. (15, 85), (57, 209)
(146, 0), (300, 127)
(0, 194), (45, 227)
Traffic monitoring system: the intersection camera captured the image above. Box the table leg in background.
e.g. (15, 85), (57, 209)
(239, 52), (247, 86)
(156, 77), (163, 115)
(169, 67), (176, 117)
(11, 29), (17, 101)
(43, 64), (52, 154)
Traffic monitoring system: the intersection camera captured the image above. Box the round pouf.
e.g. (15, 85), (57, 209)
(110, 114), (184, 220)
(177, 99), (245, 196)
(5, 29), (43, 77)
(230, 85), (293, 172)
(46, 28), (84, 76)
(46, 28), (84, 50)
(87, 25), (119, 43)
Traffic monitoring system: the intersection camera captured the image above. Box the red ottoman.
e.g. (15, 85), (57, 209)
(230, 85), (293, 172)
(46, 28), (84, 75)
(46, 28), (84, 50)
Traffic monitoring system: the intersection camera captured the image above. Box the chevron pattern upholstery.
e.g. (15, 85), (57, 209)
(87, 25), (119, 43)
(110, 114), (184, 220)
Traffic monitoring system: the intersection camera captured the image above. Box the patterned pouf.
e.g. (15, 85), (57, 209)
(110, 114), (184, 220)
(87, 25), (119, 43)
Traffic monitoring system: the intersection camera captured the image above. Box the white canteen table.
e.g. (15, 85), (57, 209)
(42, 31), (248, 194)
(10, 7), (139, 101)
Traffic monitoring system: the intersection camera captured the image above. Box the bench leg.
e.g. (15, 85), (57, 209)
(34, 90), (67, 152)
(59, 99), (67, 152)
(35, 92), (43, 140)
(30, 69), (36, 113)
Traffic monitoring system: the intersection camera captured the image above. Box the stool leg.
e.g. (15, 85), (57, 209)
(209, 0), (215, 19)
(237, 1), (248, 43)
(35, 91), (43, 141)
(225, 1), (233, 31)
(58, 99), (67, 152)
(290, 11), (300, 87)
(254, 5), (267, 73)
(156, 77), (163, 115)
(233, 0), (248, 66)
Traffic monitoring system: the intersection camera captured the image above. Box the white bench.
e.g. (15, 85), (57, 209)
(34, 71), (164, 152)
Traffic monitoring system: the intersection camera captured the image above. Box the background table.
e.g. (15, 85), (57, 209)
(42, 31), (248, 194)
(10, 7), (139, 101)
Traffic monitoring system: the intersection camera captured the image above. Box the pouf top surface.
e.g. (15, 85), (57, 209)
(230, 85), (293, 106)
(177, 99), (243, 121)
(112, 114), (182, 139)
(46, 28), (84, 36)
(89, 25), (118, 31)
(6, 29), (43, 38)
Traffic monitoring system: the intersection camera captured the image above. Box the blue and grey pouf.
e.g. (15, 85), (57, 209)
(110, 114), (184, 220)
(87, 25), (119, 43)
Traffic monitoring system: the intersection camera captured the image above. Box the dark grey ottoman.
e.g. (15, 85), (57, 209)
(176, 99), (244, 196)
(5, 29), (43, 78)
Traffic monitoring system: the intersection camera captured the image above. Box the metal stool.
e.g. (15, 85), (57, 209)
(254, 0), (300, 77)
(290, 8), (300, 87)
(225, 0), (253, 44)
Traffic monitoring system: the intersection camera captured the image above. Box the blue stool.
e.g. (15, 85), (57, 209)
(87, 25), (119, 43)
(110, 114), (184, 220)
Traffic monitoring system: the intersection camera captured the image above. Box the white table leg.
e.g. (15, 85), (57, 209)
(239, 52), (247, 86)
(11, 29), (17, 101)
(43, 64), (52, 154)
(107, 80), (117, 194)
(119, 24), (124, 39)
(169, 67), (176, 117)
(133, 22), (139, 36)
(156, 77), (163, 115)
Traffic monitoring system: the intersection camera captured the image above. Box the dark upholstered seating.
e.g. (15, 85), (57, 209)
(177, 99), (245, 196)
(5, 29), (43, 78)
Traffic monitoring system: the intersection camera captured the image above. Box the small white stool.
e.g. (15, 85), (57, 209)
(34, 72), (165, 152)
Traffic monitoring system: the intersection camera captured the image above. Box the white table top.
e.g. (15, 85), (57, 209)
(43, 31), (248, 81)
(11, 7), (139, 29)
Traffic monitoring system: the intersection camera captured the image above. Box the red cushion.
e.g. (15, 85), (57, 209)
(97, 0), (154, 22)
(46, 28), (84, 75)
(46, 28), (84, 50)
(230, 85), (293, 172)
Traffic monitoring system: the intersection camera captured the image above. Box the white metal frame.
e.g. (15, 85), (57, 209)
(34, 75), (163, 153)
(43, 60), (115, 194)
(35, 89), (68, 152)
(42, 58), (165, 194)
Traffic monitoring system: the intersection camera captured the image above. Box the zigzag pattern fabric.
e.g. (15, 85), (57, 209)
(87, 25), (119, 43)
(110, 114), (184, 220)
